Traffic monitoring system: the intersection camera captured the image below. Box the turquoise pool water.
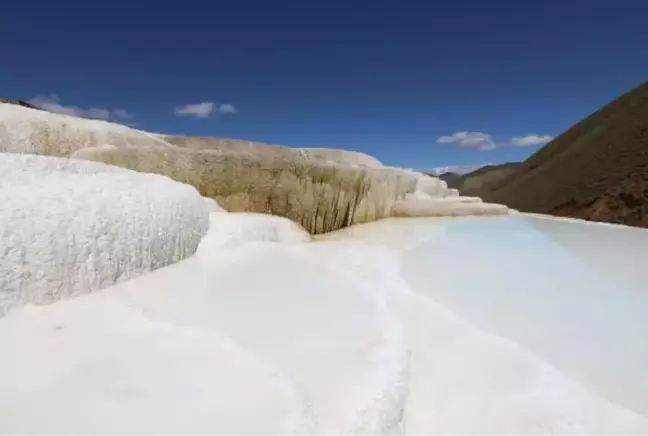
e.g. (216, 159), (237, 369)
(338, 215), (648, 416)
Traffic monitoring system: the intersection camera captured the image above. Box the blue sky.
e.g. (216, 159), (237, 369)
(2, 0), (647, 170)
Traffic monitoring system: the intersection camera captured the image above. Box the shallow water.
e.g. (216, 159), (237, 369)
(330, 214), (648, 417)
(4, 212), (648, 434)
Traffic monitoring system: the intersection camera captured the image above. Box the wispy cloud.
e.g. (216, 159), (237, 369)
(174, 102), (215, 118)
(510, 134), (554, 146)
(217, 103), (238, 114)
(174, 101), (238, 118)
(437, 131), (554, 150)
(437, 132), (497, 151)
(28, 94), (134, 122)
(112, 108), (134, 120)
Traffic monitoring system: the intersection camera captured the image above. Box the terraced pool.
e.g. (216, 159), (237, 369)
(331, 214), (648, 420)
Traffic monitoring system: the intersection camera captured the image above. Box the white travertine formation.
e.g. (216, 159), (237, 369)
(392, 186), (508, 218)
(196, 212), (311, 257)
(0, 102), (509, 234)
(0, 237), (408, 434)
(298, 147), (384, 168)
(0, 153), (209, 315)
(414, 174), (448, 196)
(2, 96), (647, 436)
(203, 196), (227, 213)
(0, 103), (166, 156)
(0, 180), (646, 433)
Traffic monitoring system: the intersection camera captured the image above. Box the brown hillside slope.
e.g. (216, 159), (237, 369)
(433, 172), (462, 189)
(447, 162), (521, 196)
(483, 80), (648, 227)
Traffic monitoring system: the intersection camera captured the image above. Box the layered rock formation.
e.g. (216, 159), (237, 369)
(0, 101), (508, 235)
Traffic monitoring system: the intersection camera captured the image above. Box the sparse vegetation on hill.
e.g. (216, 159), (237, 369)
(480, 81), (648, 227)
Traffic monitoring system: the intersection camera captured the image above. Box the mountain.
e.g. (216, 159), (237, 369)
(481, 81), (648, 228)
(437, 171), (463, 189)
(425, 165), (486, 177)
(433, 162), (521, 195)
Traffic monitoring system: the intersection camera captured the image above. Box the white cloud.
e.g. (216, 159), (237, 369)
(510, 134), (554, 146)
(28, 95), (134, 122)
(437, 132), (497, 151)
(174, 102), (215, 118)
(217, 103), (238, 114)
(112, 108), (135, 119)
(438, 131), (555, 150)
(174, 102), (238, 118)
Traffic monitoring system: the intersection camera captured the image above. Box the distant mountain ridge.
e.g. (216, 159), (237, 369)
(426, 162), (521, 196)
(425, 165), (486, 177)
